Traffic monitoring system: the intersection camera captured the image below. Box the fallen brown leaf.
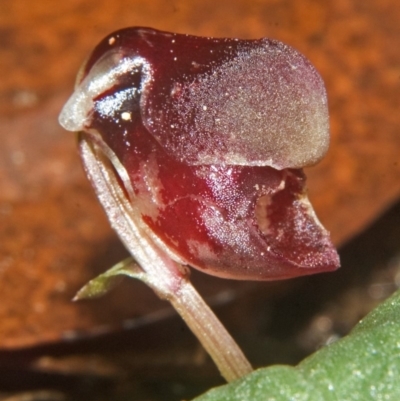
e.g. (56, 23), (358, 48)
(0, 0), (399, 353)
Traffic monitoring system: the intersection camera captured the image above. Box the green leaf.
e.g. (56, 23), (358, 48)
(194, 289), (400, 401)
(74, 257), (145, 300)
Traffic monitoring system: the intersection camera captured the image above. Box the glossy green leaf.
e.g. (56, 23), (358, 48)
(74, 257), (145, 300)
(194, 288), (400, 401)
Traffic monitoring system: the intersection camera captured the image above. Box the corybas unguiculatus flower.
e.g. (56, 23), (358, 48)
(59, 27), (339, 381)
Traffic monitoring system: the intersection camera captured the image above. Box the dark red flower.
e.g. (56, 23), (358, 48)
(60, 27), (339, 280)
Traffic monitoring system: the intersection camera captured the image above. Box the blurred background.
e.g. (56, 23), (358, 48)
(0, 0), (400, 400)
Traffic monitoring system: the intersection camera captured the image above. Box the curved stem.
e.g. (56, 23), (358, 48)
(170, 277), (253, 381)
(78, 133), (253, 382)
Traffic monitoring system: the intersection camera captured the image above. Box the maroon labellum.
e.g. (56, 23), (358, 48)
(59, 27), (339, 381)
(60, 27), (339, 281)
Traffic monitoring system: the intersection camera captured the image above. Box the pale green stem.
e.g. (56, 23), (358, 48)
(169, 277), (253, 381)
(78, 133), (253, 382)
